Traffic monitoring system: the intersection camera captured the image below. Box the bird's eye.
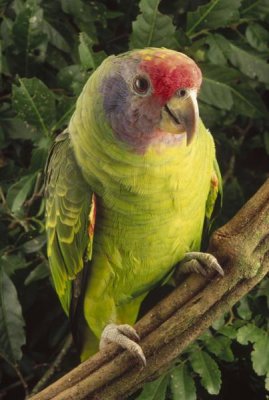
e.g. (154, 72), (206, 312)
(177, 89), (187, 98)
(133, 76), (150, 95)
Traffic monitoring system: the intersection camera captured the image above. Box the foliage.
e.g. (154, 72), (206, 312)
(0, 0), (269, 398)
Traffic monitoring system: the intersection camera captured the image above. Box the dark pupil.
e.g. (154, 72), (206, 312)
(135, 77), (149, 93)
(179, 89), (186, 97)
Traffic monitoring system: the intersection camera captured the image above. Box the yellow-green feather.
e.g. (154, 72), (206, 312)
(46, 54), (220, 360)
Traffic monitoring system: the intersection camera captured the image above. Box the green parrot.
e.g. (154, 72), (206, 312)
(45, 47), (223, 364)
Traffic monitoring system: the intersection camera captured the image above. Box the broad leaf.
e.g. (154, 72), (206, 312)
(130, 0), (176, 49)
(200, 75), (233, 111)
(12, 2), (48, 68)
(60, 0), (97, 39)
(206, 35), (227, 65)
(266, 373), (269, 391)
(237, 297), (252, 320)
(190, 351), (221, 395)
(200, 64), (267, 117)
(237, 323), (263, 345)
(241, 0), (269, 20)
(43, 20), (70, 53)
(256, 277), (269, 307)
(221, 39), (269, 84)
(12, 78), (56, 136)
(217, 325), (237, 339)
(22, 234), (47, 254)
(78, 32), (106, 71)
(187, 0), (242, 36)
(57, 65), (88, 95)
(251, 332), (269, 376)
(205, 336), (234, 362)
(170, 365), (196, 400)
(25, 261), (50, 285)
(136, 374), (169, 400)
(1, 254), (29, 276)
(7, 173), (37, 216)
(246, 23), (269, 52)
(211, 314), (226, 330)
(0, 268), (26, 363)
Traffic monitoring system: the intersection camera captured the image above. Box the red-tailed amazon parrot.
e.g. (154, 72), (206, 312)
(45, 48), (223, 363)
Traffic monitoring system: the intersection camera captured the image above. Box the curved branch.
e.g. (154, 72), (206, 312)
(31, 179), (269, 400)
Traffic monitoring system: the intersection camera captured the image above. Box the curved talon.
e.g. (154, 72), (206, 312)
(100, 323), (146, 366)
(179, 251), (224, 277)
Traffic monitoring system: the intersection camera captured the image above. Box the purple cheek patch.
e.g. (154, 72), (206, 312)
(101, 74), (161, 151)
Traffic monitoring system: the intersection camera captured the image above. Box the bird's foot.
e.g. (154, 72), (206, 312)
(178, 251), (224, 277)
(99, 323), (146, 366)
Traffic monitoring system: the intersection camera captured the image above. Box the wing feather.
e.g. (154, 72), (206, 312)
(45, 130), (94, 314)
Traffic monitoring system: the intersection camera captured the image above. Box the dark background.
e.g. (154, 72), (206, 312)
(0, 0), (268, 399)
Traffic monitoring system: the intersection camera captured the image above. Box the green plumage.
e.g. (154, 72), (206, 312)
(45, 49), (221, 360)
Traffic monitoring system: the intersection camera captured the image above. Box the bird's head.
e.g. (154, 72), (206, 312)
(101, 48), (202, 151)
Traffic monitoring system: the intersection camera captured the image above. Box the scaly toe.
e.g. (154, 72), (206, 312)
(100, 323), (146, 366)
(178, 252), (224, 277)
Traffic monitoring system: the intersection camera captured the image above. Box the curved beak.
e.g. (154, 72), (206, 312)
(160, 90), (199, 145)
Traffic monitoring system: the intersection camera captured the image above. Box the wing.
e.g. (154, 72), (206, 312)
(205, 156), (223, 226)
(45, 130), (96, 317)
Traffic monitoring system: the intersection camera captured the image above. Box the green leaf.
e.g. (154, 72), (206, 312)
(7, 173), (37, 216)
(237, 297), (252, 320)
(221, 38), (269, 84)
(78, 32), (106, 71)
(206, 35), (227, 65)
(251, 332), (269, 376)
(57, 65), (88, 96)
(265, 373), (269, 391)
(241, 0), (269, 20)
(237, 323), (263, 345)
(12, 78), (56, 136)
(190, 350), (221, 395)
(187, 0), (242, 36)
(130, 0), (176, 49)
(246, 23), (269, 52)
(217, 325), (237, 339)
(231, 84), (268, 118)
(200, 64), (267, 117)
(256, 277), (269, 307)
(53, 96), (76, 132)
(205, 336), (234, 362)
(200, 68), (234, 111)
(25, 261), (50, 285)
(211, 314), (226, 330)
(1, 254), (29, 276)
(12, 2), (48, 69)
(43, 20), (70, 53)
(22, 234), (47, 254)
(60, 0), (97, 39)
(0, 268), (26, 363)
(136, 374), (169, 400)
(170, 365), (196, 400)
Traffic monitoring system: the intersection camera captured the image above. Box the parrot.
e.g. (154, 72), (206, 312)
(45, 47), (223, 364)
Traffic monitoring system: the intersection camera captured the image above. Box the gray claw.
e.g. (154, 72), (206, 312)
(100, 323), (146, 366)
(179, 251), (224, 277)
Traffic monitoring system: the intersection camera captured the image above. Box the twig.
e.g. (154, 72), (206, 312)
(29, 335), (73, 397)
(0, 354), (29, 398)
(24, 173), (44, 210)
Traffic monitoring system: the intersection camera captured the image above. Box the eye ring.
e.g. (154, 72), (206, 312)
(133, 76), (150, 95)
(177, 88), (187, 98)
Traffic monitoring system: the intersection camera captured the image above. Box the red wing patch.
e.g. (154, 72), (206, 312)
(88, 193), (97, 239)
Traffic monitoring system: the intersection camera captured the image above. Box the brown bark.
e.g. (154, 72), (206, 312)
(31, 179), (269, 400)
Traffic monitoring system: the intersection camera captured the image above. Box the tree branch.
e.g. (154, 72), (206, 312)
(31, 179), (269, 400)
